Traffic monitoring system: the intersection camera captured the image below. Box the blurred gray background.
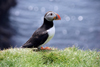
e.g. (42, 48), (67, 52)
(0, 0), (100, 50)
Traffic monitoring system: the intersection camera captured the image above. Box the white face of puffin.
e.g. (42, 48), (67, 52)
(44, 11), (61, 21)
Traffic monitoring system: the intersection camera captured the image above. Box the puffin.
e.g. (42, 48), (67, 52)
(21, 11), (61, 50)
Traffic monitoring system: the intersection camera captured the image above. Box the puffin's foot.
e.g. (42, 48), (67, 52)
(40, 47), (51, 50)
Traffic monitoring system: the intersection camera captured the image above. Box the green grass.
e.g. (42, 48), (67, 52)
(0, 47), (100, 67)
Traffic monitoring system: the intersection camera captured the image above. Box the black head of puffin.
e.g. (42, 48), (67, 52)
(44, 11), (61, 21)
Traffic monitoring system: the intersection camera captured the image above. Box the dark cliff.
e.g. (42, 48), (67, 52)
(0, 0), (16, 50)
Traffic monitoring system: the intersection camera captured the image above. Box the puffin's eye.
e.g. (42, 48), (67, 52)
(50, 13), (53, 16)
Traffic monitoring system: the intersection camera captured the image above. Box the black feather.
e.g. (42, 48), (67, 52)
(21, 18), (53, 48)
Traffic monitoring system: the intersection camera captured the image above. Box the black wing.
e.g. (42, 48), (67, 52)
(21, 29), (48, 48)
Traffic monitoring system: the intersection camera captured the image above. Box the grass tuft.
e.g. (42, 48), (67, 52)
(0, 47), (100, 67)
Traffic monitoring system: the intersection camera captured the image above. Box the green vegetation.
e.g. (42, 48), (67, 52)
(0, 47), (100, 67)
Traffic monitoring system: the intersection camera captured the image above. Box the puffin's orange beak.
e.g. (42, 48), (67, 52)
(54, 14), (61, 20)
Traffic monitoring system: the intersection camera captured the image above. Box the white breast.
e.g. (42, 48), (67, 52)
(39, 26), (55, 48)
(47, 25), (55, 37)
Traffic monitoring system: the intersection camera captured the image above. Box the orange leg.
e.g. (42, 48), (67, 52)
(40, 47), (51, 50)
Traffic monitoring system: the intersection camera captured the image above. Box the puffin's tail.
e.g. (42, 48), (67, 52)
(20, 43), (33, 48)
(20, 45), (28, 48)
